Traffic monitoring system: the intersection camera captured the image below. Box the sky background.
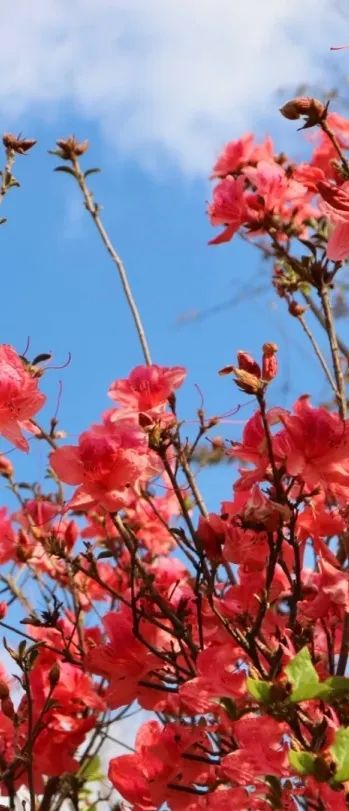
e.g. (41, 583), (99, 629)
(1, 0), (347, 509)
(0, 0), (348, 784)
(0, 5), (347, 559)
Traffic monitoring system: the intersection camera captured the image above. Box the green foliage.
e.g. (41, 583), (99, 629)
(246, 677), (272, 703)
(289, 750), (316, 776)
(330, 727), (349, 783)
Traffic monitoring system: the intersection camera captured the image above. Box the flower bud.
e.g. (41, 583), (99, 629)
(197, 515), (225, 562)
(49, 663), (60, 689)
(2, 133), (37, 154)
(236, 351), (261, 377)
(288, 300), (307, 317)
(232, 367), (264, 395)
(280, 97), (327, 129)
(211, 436), (224, 448)
(1, 697), (14, 719)
(0, 454), (13, 478)
(0, 681), (9, 700)
(56, 136), (89, 160)
(262, 343), (278, 382)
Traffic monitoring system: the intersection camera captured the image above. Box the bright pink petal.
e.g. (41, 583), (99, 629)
(327, 221), (349, 261)
(208, 224), (239, 245)
(50, 446), (83, 485)
(0, 420), (28, 451)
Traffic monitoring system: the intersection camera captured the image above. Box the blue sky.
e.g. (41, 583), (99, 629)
(0, 0), (345, 511)
(0, 0), (347, 773)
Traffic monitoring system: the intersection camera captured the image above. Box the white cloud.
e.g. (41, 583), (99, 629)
(0, 0), (341, 174)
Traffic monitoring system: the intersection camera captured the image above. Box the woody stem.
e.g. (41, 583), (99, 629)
(320, 120), (349, 177)
(72, 158), (152, 366)
(318, 284), (347, 419)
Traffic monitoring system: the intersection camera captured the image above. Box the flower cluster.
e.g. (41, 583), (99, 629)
(0, 97), (349, 810)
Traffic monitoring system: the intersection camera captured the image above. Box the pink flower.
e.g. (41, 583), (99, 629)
(229, 407), (286, 490)
(211, 134), (274, 178)
(108, 364), (186, 413)
(318, 179), (349, 260)
(309, 114), (349, 181)
(208, 176), (247, 245)
(220, 716), (289, 784)
(0, 508), (15, 563)
(293, 163), (325, 192)
(327, 112), (349, 148)
(85, 610), (160, 708)
(0, 345), (46, 451)
(50, 421), (149, 510)
(244, 160), (289, 209)
(179, 644), (246, 714)
(277, 396), (349, 499)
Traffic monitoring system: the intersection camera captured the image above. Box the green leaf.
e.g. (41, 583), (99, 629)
(330, 727), (349, 783)
(246, 677), (272, 703)
(54, 166), (76, 176)
(78, 755), (103, 783)
(84, 168), (101, 178)
(323, 676), (349, 696)
(285, 647), (324, 702)
(289, 750), (315, 776)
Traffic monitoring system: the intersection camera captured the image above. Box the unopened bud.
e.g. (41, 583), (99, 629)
(262, 343), (278, 382)
(0, 681), (9, 700)
(1, 697), (14, 719)
(237, 351), (261, 377)
(232, 367), (264, 395)
(212, 436), (224, 448)
(288, 300), (307, 317)
(280, 97), (327, 129)
(207, 416), (220, 428)
(0, 455), (13, 478)
(2, 133), (37, 154)
(49, 663), (60, 689)
(56, 136), (89, 160)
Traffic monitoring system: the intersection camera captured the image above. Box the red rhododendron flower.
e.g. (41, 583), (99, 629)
(211, 133), (274, 178)
(50, 421), (149, 510)
(0, 345), (46, 451)
(86, 610), (165, 708)
(278, 395), (349, 499)
(318, 179), (349, 260)
(108, 363), (186, 413)
(208, 175), (247, 244)
(220, 715), (289, 784)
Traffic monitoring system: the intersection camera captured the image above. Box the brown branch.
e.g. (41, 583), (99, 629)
(320, 118), (349, 177)
(298, 313), (338, 395)
(302, 290), (349, 363)
(72, 157), (152, 366)
(319, 284), (347, 419)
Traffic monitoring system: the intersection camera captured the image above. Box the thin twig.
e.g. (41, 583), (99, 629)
(72, 158), (152, 366)
(0, 150), (15, 205)
(298, 313), (338, 395)
(302, 290), (349, 363)
(319, 284), (347, 419)
(320, 119), (349, 177)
